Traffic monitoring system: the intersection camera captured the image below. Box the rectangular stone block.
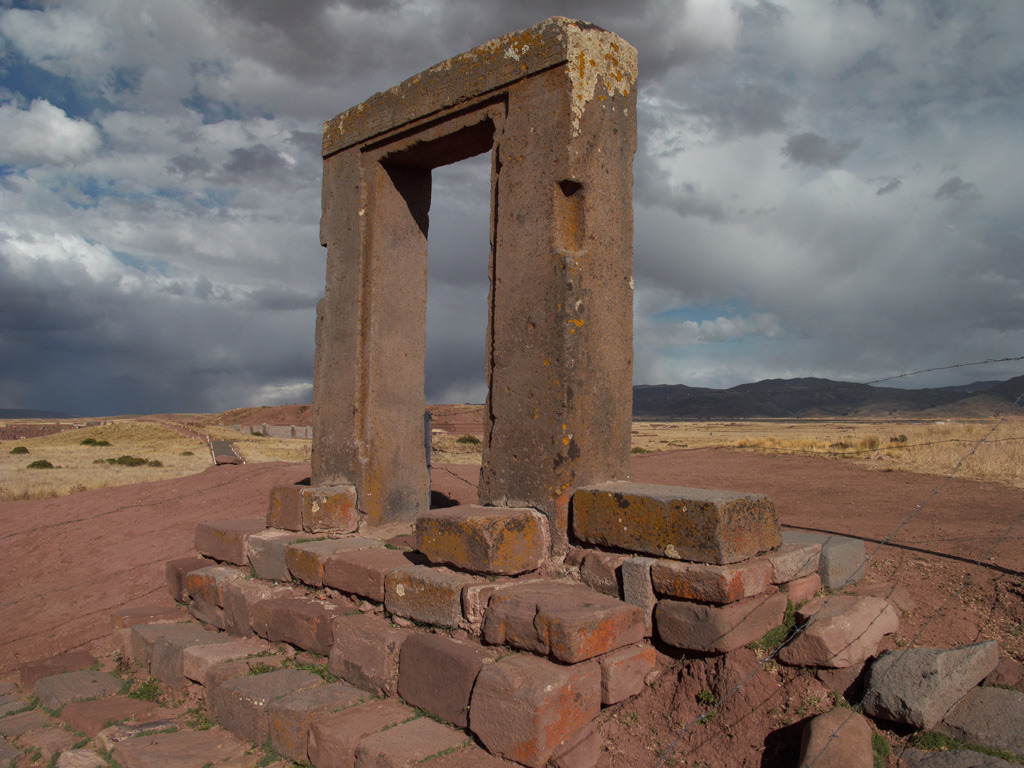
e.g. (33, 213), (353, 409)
(285, 537), (382, 587)
(33, 670), (122, 711)
(165, 555), (214, 602)
(188, 596), (228, 630)
(182, 637), (277, 685)
(384, 566), (480, 628)
(185, 565), (246, 607)
(129, 622), (223, 670)
(416, 506), (549, 575)
(572, 482), (781, 564)
(60, 696), (158, 736)
(303, 484), (359, 533)
(398, 634), (497, 727)
(764, 542), (821, 584)
(322, 547), (421, 602)
(482, 582), (644, 663)
(194, 517), (267, 566)
(597, 643), (656, 705)
(579, 551), (628, 597)
(110, 605), (188, 660)
(781, 572), (822, 605)
(150, 626), (236, 690)
(782, 531), (866, 589)
(222, 578), (296, 637)
(247, 529), (307, 582)
(655, 590), (787, 653)
(469, 654), (601, 768)
(307, 699), (415, 768)
(355, 716), (468, 768)
(620, 557), (657, 637)
(328, 613), (411, 696)
(461, 578), (546, 633)
(215, 668), (322, 744)
(249, 596), (353, 655)
(650, 558), (773, 605)
(205, 654), (287, 716)
(19, 650), (95, 691)
(268, 484), (304, 530)
(267, 682), (367, 763)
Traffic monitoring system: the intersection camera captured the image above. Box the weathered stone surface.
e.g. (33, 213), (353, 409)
(55, 749), (108, 768)
(398, 633), (497, 727)
(285, 537), (382, 587)
(427, 744), (519, 768)
(328, 613), (411, 696)
(782, 531), (866, 589)
(580, 551), (627, 597)
(549, 722), (601, 768)
(483, 581), (644, 663)
(469, 654), (601, 768)
(322, 547), (421, 602)
(781, 572), (821, 605)
(205, 655), (287, 717)
(899, 748), (1020, 768)
(267, 483), (304, 530)
(764, 543), (821, 584)
(165, 555), (214, 602)
(182, 637), (277, 685)
(598, 643), (656, 705)
(215, 668), (322, 743)
(621, 556), (658, 636)
(33, 670), (122, 711)
(355, 716), (468, 768)
(303, 484), (359, 533)
(110, 604), (187, 631)
(651, 557), (773, 605)
(249, 596), (352, 655)
(384, 565), (479, 627)
(187, 596), (228, 629)
(0, 709), (51, 737)
(573, 483), (781, 564)
(985, 656), (1024, 690)
(849, 581), (917, 614)
(461, 578), (545, 632)
(132, 621), (220, 667)
(60, 696), (160, 736)
(150, 623), (236, 689)
(0, 697), (26, 718)
(194, 517), (266, 566)
(936, 686), (1024, 757)
(95, 719), (180, 751)
(111, 727), (254, 768)
(246, 528), (306, 581)
(307, 699), (415, 768)
(20, 650), (96, 690)
(797, 708), (873, 768)
(416, 505), (548, 575)
(0, 738), (20, 765)
(815, 661), (870, 703)
(655, 590), (787, 653)
(221, 576), (295, 636)
(778, 594), (898, 668)
(18, 726), (78, 762)
(862, 641), (999, 729)
(267, 682), (368, 763)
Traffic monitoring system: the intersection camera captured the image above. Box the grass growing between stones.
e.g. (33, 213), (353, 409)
(749, 600), (797, 656)
(910, 731), (1024, 765)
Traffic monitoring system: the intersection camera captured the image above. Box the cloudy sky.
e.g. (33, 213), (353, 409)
(1, 0), (1022, 415)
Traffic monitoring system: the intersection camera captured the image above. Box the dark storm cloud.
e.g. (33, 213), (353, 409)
(876, 177), (901, 196)
(782, 132), (862, 168)
(934, 176), (981, 203)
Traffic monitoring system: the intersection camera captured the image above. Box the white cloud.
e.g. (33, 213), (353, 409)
(0, 99), (101, 165)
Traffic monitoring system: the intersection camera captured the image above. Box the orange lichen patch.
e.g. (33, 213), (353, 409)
(301, 485), (358, 533)
(416, 506), (548, 575)
(572, 482), (781, 564)
(384, 565), (481, 628)
(184, 566), (237, 607)
(650, 558), (774, 605)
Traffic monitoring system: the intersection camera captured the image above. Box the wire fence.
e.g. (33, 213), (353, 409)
(649, 356), (1024, 768)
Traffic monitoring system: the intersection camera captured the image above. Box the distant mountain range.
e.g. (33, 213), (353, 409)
(0, 408), (77, 420)
(632, 376), (1024, 419)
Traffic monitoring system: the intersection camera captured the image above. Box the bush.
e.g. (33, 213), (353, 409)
(27, 459), (54, 469)
(108, 455), (149, 467)
(456, 435), (481, 445)
(10, 446), (29, 454)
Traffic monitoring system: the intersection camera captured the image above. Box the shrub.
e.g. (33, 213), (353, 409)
(27, 459), (54, 469)
(181, 450), (194, 456)
(147, 460), (163, 468)
(80, 437), (97, 445)
(110, 455), (149, 467)
(631, 446), (651, 454)
(456, 435), (481, 445)
(10, 446), (29, 454)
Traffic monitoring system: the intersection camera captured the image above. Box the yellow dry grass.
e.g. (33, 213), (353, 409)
(430, 431), (484, 466)
(631, 415), (1024, 489)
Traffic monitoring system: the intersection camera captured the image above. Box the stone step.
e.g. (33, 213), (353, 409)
(415, 505), (549, 575)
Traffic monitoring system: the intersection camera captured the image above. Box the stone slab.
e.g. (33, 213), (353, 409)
(60, 696), (160, 736)
(655, 590), (787, 653)
(936, 686), (1024, 758)
(384, 565), (480, 627)
(215, 668), (322, 744)
(56, 749), (108, 768)
(20, 650), (96, 690)
(150, 624), (237, 689)
(778, 594), (898, 668)
(0, 708), (52, 737)
(284, 537), (382, 587)
(397, 634), (497, 727)
(204, 655), (287, 717)
(302, 484), (359, 533)
(898, 748), (1019, 768)
(182, 637), (277, 685)
(782, 531), (866, 589)
(0, 697), (26, 718)
(549, 722), (602, 768)
(427, 744), (520, 768)
(328, 613), (411, 696)
(111, 727), (255, 768)
(111, 604), (187, 632)
(573, 482), (781, 564)
(781, 572), (821, 605)
(483, 581), (645, 663)
(0, 737), (19, 766)
(598, 643), (656, 706)
(268, 682), (368, 763)
(130, 621), (222, 669)
(223, 577), (297, 637)
(469, 654), (601, 768)
(267, 484), (304, 530)
(579, 551), (627, 597)
(165, 555), (214, 602)
(249, 596), (352, 655)
(307, 698), (415, 768)
(246, 529), (307, 582)
(18, 725), (78, 762)
(355, 715), (468, 768)
(621, 556), (658, 636)
(194, 517), (266, 566)
(416, 505), (548, 575)
(322, 547), (422, 602)
(797, 708), (873, 768)
(33, 670), (122, 711)
(764, 543), (821, 584)
(651, 557), (773, 605)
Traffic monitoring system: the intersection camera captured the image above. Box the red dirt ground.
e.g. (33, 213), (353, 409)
(2, 448), (1021, 767)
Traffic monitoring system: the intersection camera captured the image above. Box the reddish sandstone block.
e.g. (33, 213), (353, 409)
(384, 566), (480, 628)
(182, 637), (277, 685)
(355, 716), (468, 768)
(215, 668), (323, 743)
(60, 696), (159, 736)
(328, 614), (411, 696)
(33, 671), (121, 711)
(129, 621), (222, 669)
(268, 484), (304, 530)
(205, 654), (287, 716)
(150, 625), (236, 690)
(267, 682), (367, 763)
(303, 484), (359, 533)
(550, 722), (601, 768)
(397, 634), (497, 727)
(572, 483), (781, 564)
(285, 537), (382, 587)
(580, 551), (628, 597)
(416, 505), (548, 575)
(249, 596), (353, 655)
(307, 699), (415, 768)
(165, 555), (214, 602)
(428, 744), (520, 768)
(322, 547), (421, 602)
(19, 650), (95, 690)
(778, 594), (898, 668)
(185, 565), (245, 606)
(764, 543), (821, 584)
(781, 572), (822, 605)
(469, 654), (601, 768)
(598, 643), (656, 705)
(482, 582), (644, 663)
(655, 590), (787, 653)
(650, 558), (773, 605)
(461, 578), (545, 632)
(247, 528), (307, 581)
(222, 577), (296, 637)
(194, 517), (266, 566)
(110, 604), (187, 631)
